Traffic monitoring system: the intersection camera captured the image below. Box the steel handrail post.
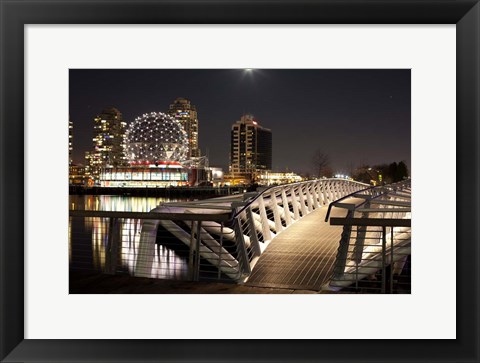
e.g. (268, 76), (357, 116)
(280, 189), (292, 226)
(233, 216), (251, 276)
(246, 206), (261, 257)
(332, 209), (354, 280)
(257, 195), (272, 241)
(298, 184), (308, 215)
(305, 183), (314, 212)
(271, 189), (283, 232)
(290, 185), (300, 219)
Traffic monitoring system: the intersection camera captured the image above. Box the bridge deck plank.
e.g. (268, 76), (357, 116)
(245, 200), (361, 291)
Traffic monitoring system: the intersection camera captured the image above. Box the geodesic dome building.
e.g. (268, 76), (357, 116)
(126, 112), (189, 164)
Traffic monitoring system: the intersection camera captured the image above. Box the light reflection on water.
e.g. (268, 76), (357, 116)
(69, 195), (191, 279)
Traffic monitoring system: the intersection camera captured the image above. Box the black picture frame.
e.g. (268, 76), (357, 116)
(1, 1), (478, 362)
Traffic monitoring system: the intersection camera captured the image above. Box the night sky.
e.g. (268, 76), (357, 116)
(69, 69), (410, 175)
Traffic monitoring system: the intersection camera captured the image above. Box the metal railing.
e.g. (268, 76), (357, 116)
(325, 179), (411, 293)
(228, 179), (369, 272)
(69, 178), (369, 284)
(69, 209), (251, 282)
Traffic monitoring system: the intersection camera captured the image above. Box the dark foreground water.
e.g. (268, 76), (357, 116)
(69, 195), (192, 280)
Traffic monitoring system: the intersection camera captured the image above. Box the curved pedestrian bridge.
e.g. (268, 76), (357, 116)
(69, 178), (411, 293)
(245, 203), (351, 290)
(151, 179), (411, 292)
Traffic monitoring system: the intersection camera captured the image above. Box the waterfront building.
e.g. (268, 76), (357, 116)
(229, 114), (272, 183)
(69, 164), (86, 185)
(99, 112), (190, 187)
(208, 167), (224, 187)
(88, 107), (128, 178)
(168, 98), (200, 158)
(222, 173), (251, 186)
(256, 171), (303, 186)
(98, 162), (188, 188)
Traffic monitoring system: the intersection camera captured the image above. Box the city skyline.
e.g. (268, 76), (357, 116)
(69, 69), (411, 174)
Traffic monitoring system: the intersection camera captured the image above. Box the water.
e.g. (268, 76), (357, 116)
(69, 195), (192, 279)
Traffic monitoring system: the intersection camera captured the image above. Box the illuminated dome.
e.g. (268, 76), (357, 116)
(126, 112), (189, 163)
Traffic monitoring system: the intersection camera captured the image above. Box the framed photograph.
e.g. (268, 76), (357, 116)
(1, 0), (478, 362)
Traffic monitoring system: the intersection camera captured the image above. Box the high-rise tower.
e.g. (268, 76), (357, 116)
(88, 107), (127, 177)
(168, 98), (200, 158)
(229, 114), (272, 176)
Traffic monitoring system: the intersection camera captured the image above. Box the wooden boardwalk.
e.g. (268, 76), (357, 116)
(245, 205), (350, 291)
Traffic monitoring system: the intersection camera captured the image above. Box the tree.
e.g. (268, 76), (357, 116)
(311, 149), (331, 178)
(388, 162), (398, 183)
(395, 161), (409, 181)
(353, 165), (377, 184)
(352, 161), (409, 185)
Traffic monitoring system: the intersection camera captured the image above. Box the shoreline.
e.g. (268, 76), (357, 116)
(69, 185), (248, 197)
